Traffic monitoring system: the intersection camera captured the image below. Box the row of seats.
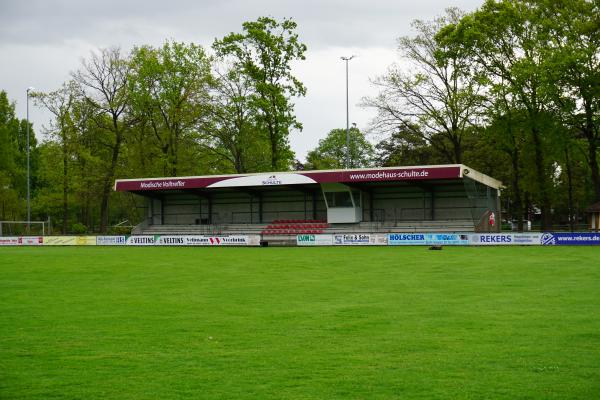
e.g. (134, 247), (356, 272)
(262, 229), (325, 235)
(262, 219), (329, 235)
(266, 223), (328, 230)
(272, 219), (326, 224)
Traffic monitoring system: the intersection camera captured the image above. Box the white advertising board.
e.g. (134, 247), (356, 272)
(126, 235), (156, 245)
(0, 237), (20, 246)
(19, 236), (44, 245)
(296, 234), (334, 246)
(96, 236), (127, 245)
(333, 234), (377, 245)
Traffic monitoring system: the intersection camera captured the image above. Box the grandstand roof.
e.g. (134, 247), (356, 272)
(115, 164), (502, 193)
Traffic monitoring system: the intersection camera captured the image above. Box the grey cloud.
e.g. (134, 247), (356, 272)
(2, 0), (482, 49)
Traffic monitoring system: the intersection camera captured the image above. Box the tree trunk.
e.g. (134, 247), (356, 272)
(587, 133), (600, 202)
(99, 120), (122, 233)
(565, 147), (574, 232)
(531, 124), (551, 230)
(62, 140), (68, 234)
(511, 148), (523, 232)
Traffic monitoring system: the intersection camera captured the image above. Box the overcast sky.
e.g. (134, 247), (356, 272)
(0, 0), (482, 161)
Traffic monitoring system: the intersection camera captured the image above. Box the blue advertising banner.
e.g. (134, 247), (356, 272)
(388, 233), (469, 246)
(468, 233), (542, 245)
(540, 232), (600, 245)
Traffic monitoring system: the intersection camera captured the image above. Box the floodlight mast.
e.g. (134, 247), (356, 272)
(340, 56), (355, 169)
(26, 87), (35, 233)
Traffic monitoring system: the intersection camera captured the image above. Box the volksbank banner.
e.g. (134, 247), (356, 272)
(155, 235), (259, 246)
(96, 236), (127, 245)
(388, 233), (469, 246)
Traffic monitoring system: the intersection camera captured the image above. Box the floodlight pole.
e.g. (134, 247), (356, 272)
(26, 87), (33, 233)
(341, 56), (355, 169)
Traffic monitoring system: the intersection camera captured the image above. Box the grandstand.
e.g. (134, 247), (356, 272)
(115, 164), (502, 238)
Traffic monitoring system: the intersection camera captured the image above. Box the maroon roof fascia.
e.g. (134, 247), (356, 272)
(114, 166), (462, 192)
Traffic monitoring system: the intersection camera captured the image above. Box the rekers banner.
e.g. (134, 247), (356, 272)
(540, 232), (600, 245)
(468, 233), (543, 245)
(388, 233), (469, 246)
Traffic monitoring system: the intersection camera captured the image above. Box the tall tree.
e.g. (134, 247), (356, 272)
(539, 0), (600, 201)
(440, 0), (561, 229)
(0, 90), (38, 223)
(213, 17), (307, 170)
(33, 81), (78, 233)
(72, 48), (134, 233)
(201, 61), (270, 173)
(363, 8), (485, 164)
(306, 127), (374, 170)
(129, 41), (213, 176)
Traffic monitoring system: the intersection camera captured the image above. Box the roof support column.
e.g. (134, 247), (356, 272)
(431, 188), (435, 221)
(369, 189), (374, 222)
(258, 193), (263, 224)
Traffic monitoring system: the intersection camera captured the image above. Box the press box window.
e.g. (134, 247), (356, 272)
(324, 191), (353, 207)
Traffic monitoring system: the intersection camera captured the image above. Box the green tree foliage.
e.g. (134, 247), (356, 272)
(72, 47), (135, 233)
(363, 8), (485, 164)
(306, 127), (374, 170)
(129, 41), (213, 176)
(0, 91), (38, 222)
(213, 17), (307, 170)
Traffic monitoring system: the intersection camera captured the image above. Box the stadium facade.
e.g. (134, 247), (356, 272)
(115, 164), (502, 237)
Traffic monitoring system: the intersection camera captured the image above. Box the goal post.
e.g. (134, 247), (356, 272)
(0, 220), (47, 236)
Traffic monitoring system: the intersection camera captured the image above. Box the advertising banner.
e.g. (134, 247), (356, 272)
(540, 232), (600, 245)
(154, 235), (259, 246)
(189, 235), (255, 246)
(0, 237), (20, 246)
(333, 234), (377, 245)
(388, 233), (469, 246)
(468, 233), (543, 245)
(19, 236), (44, 245)
(43, 236), (97, 246)
(126, 235), (156, 245)
(373, 234), (389, 245)
(96, 236), (127, 245)
(297, 234), (334, 246)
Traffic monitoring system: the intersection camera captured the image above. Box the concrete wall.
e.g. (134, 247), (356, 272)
(157, 189), (328, 225)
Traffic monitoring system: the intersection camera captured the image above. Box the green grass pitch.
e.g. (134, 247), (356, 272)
(1, 246), (599, 399)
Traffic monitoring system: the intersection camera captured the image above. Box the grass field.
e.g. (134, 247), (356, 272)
(1, 246), (599, 399)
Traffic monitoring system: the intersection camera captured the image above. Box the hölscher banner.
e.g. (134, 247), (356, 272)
(388, 233), (469, 246)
